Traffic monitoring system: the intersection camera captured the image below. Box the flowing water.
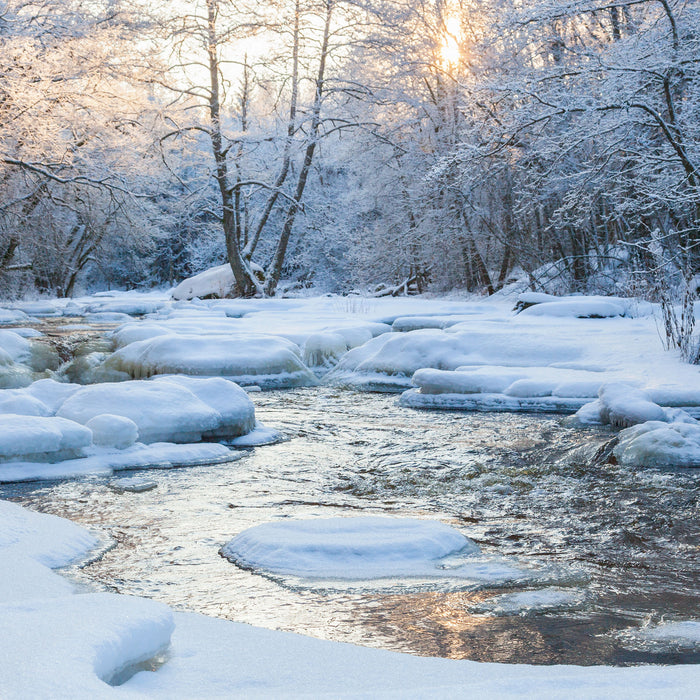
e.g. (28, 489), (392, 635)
(3, 387), (700, 666)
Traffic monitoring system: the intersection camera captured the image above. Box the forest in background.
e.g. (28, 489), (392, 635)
(1, 0), (699, 307)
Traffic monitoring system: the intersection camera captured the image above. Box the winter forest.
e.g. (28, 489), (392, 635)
(4, 0), (700, 306)
(3, 1), (700, 697)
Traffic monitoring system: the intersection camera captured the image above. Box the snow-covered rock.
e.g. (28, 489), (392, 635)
(171, 263), (237, 300)
(0, 442), (240, 483)
(222, 517), (493, 580)
(86, 414), (139, 449)
(57, 379), (254, 443)
(104, 333), (317, 388)
(326, 328), (584, 392)
(614, 421), (700, 468)
(0, 415), (92, 463)
(152, 375), (256, 439)
(573, 383), (668, 428)
(0, 391), (52, 416)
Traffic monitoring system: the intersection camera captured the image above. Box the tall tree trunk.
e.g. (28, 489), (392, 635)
(264, 0), (332, 296)
(206, 0), (258, 297)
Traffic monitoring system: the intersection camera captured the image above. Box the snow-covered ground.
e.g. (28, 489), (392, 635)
(2, 499), (699, 698)
(1, 288), (700, 695)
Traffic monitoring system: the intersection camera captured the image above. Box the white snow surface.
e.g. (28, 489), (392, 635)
(0, 498), (699, 698)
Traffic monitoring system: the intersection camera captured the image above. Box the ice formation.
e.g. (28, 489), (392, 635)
(0, 415), (92, 462)
(103, 333), (317, 388)
(220, 516), (515, 581)
(57, 378), (255, 443)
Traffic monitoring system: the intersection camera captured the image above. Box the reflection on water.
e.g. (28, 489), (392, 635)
(2, 387), (699, 666)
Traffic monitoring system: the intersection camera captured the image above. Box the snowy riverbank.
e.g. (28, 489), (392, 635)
(1, 289), (700, 695)
(2, 498), (699, 698)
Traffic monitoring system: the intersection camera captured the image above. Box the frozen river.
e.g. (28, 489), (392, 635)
(3, 386), (699, 666)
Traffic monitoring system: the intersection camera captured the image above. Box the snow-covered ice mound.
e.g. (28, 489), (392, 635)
(572, 383), (669, 428)
(222, 516), (524, 583)
(0, 307), (32, 324)
(103, 333), (317, 388)
(614, 421), (700, 468)
(0, 415), (92, 462)
(57, 378), (255, 443)
(0, 442), (239, 483)
(514, 292), (650, 318)
(326, 327), (585, 392)
(400, 365), (611, 413)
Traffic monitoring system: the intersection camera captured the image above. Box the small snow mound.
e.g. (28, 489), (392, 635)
(222, 517), (478, 580)
(227, 422), (282, 447)
(86, 414), (139, 449)
(519, 299), (625, 318)
(573, 383), (668, 428)
(109, 477), (157, 493)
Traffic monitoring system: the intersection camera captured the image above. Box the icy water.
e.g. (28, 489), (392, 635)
(3, 387), (700, 666)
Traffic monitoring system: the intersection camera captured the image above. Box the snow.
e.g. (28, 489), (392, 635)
(221, 516), (530, 584)
(591, 383), (668, 428)
(0, 307), (31, 324)
(0, 496), (699, 697)
(57, 378), (255, 443)
(227, 422), (282, 447)
(171, 262), (236, 300)
(0, 329), (32, 362)
(151, 375), (256, 439)
(519, 298), (626, 318)
(614, 421), (700, 468)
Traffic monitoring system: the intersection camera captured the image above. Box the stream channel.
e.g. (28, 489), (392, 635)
(3, 382), (700, 666)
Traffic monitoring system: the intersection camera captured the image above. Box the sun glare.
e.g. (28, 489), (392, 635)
(440, 15), (462, 67)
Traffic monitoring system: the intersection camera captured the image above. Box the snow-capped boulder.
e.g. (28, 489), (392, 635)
(171, 263), (236, 301)
(0, 415), (92, 463)
(0, 392), (51, 416)
(573, 383), (668, 428)
(57, 380), (220, 444)
(86, 414), (139, 449)
(152, 375), (255, 439)
(56, 378), (256, 443)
